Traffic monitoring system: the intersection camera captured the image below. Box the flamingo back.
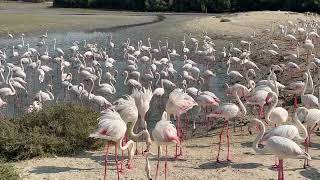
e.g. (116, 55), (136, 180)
(90, 110), (126, 142)
(114, 95), (138, 123)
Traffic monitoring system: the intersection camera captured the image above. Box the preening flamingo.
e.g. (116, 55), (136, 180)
(114, 95), (152, 155)
(89, 109), (135, 180)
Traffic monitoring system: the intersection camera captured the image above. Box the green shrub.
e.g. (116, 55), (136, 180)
(0, 103), (102, 162)
(0, 163), (20, 180)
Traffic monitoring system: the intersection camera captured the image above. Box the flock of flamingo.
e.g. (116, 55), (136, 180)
(1, 15), (320, 180)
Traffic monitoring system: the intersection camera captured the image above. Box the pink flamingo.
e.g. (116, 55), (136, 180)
(301, 72), (319, 108)
(284, 76), (306, 109)
(207, 90), (247, 162)
(165, 88), (197, 158)
(296, 107), (320, 168)
(114, 95), (152, 169)
(252, 118), (311, 180)
(145, 111), (180, 180)
(245, 70), (278, 119)
(196, 78), (220, 131)
(131, 87), (153, 154)
(89, 109), (135, 180)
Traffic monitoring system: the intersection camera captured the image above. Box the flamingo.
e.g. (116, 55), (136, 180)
(114, 95), (152, 155)
(145, 111), (180, 180)
(252, 118), (311, 180)
(265, 91), (288, 127)
(130, 87), (154, 154)
(297, 106), (320, 168)
(165, 88), (197, 158)
(89, 109), (135, 180)
(301, 72), (319, 108)
(207, 90), (247, 162)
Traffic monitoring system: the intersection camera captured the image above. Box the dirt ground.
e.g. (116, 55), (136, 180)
(14, 128), (320, 180)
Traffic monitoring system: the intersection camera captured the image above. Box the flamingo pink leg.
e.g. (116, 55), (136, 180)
(115, 144), (120, 180)
(135, 141), (139, 155)
(155, 146), (160, 180)
(216, 121), (227, 162)
(184, 112), (189, 139)
(165, 145), (168, 180)
(304, 127), (310, 168)
(104, 143), (110, 180)
(259, 106), (264, 119)
(226, 119), (232, 161)
(175, 116), (183, 158)
(278, 159), (284, 180)
(294, 96), (298, 109)
(120, 139), (124, 172)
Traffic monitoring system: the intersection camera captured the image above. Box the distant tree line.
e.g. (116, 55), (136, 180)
(50, 0), (320, 13)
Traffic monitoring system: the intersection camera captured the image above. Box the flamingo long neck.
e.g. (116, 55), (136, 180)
(145, 150), (158, 180)
(20, 59), (24, 72)
(46, 88), (54, 100)
(226, 61), (231, 75)
(97, 71), (102, 86)
(124, 72), (129, 85)
(245, 71), (254, 90)
(252, 119), (268, 154)
(155, 73), (160, 86)
(266, 92), (278, 123)
(158, 41), (161, 51)
(22, 36), (24, 46)
(294, 109), (308, 140)
(307, 65), (314, 94)
(88, 79), (94, 99)
(118, 138), (135, 165)
(302, 73), (309, 95)
(0, 69), (5, 83)
(127, 121), (150, 142)
(148, 38), (151, 48)
(6, 67), (12, 84)
(272, 73), (279, 95)
(318, 87), (320, 108)
(110, 81), (116, 94)
(8, 80), (16, 95)
(236, 92), (246, 116)
(195, 43), (198, 53)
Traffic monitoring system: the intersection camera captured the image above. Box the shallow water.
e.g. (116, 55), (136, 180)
(0, 13), (228, 126)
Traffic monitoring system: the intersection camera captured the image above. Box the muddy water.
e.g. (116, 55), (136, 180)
(0, 13), (228, 127)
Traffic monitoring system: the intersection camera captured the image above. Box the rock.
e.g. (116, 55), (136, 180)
(220, 18), (232, 22)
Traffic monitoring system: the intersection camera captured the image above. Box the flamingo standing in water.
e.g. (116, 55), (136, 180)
(252, 118), (311, 180)
(145, 111), (180, 180)
(89, 109), (135, 180)
(207, 90), (247, 162)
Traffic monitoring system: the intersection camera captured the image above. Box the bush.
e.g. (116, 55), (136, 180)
(0, 103), (102, 162)
(0, 163), (20, 180)
(53, 0), (320, 13)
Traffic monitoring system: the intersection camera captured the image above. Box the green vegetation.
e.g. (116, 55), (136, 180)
(53, 0), (320, 12)
(0, 103), (102, 162)
(4, 0), (48, 2)
(0, 163), (20, 180)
